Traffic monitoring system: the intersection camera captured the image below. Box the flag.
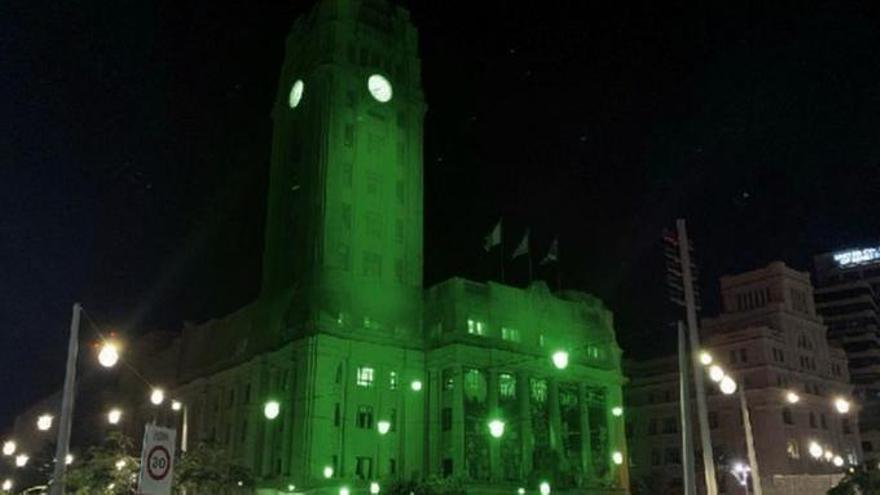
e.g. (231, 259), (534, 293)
(541, 238), (558, 265)
(512, 229), (529, 259)
(483, 219), (502, 252)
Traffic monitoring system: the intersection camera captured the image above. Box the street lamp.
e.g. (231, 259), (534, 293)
(1, 479), (11, 492)
(107, 408), (122, 425)
(323, 466), (334, 478)
(410, 380), (423, 392)
(518, 488), (525, 495)
(835, 398), (851, 414)
(15, 454), (29, 468)
(370, 481), (380, 494)
(37, 414), (54, 431)
(65, 454), (74, 465)
(612, 451), (624, 465)
(699, 351), (713, 366)
(824, 450), (834, 462)
(552, 351), (569, 370)
(809, 441), (823, 459)
(339, 487), (350, 495)
(97, 342), (120, 368)
(708, 365), (725, 382)
(1, 441), (15, 456)
(150, 388), (165, 406)
(264, 400), (281, 420)
(115, 459), (126, 471)
(488, 419), (505, 439)
(171, 400), (182, 412)
(719, 376), (737, 395)
(833, 455), (844, 467)
(611, 406), (624, 417)
(731, 462), (751, 492)
(786, 391), (800, 404)
(539, 481), (551, 495)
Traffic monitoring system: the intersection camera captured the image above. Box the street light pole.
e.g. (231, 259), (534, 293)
(49, 303), (82, 495)
(739, 388), (762, 495)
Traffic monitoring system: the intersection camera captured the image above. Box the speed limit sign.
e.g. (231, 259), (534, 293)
(137, 424), (176, 495)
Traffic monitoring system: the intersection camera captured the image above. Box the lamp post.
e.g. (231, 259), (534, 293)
(49, 303), (81, 495)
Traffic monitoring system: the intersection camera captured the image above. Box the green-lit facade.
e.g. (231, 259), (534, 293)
(167, 1), (629, 493)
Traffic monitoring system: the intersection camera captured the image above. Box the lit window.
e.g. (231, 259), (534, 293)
(530, 378), (547, 403)
(389, 371), (398, 390)
(539, 334), (546, 347)
(357, 367), (374, 387)
(501, 327), (520, 342)
(467, 318), (485, 336)
(356, 405), (373, 429)
(786, 439), (800, 459)
(499, 373), (516, 399)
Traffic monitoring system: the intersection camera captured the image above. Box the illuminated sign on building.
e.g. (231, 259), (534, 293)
(833, 248), (880, 267)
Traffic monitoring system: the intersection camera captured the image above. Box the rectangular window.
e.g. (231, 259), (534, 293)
(729, 350), (738, 364)
(708, 411), (719, 429)
(357, 367), (374, 387)
(843, 418), (852, 434)
(740, 348), (748, 363)
(396, 219), (404, 243)
(389, 458), (397, 475)
(396, 180), (405, 204)
(334, 403), (341, 427)
(648, 418), (658, 435)
(362, 252), (382, 277)
(466, 318), (485, 336)
(821, 414), (828, 430)
(665, 447), (681, 465)
(651, 449), (662, 466)
(442, 407), (452, 431)
(442, 458), (453, 477)
(662, 417), (677, 434)
(355, 456), (373, 480)
(389, 371), (398, 390)
(782, 407), (794, 425)
(389, 408), (397, 432)
(442, 368), (455, 390)
(356, 405), (374, 429)
(240, 420), (248, 443)
(499, 373), (516, 399)
(786, 439), (800, 459)
(501, 327), (521, 342)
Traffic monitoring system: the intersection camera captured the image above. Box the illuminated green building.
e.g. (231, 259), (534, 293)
(166, 1), (630, 493)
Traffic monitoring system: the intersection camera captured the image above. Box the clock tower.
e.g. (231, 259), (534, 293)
(262, 0), (426, 345)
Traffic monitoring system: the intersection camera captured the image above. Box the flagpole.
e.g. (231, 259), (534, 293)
(527, 242), (533, 284)
(500, 229), (506, 283)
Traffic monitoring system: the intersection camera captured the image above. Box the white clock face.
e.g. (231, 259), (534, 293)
(368, 74), (393, 103)
(288, 79), (304, 109)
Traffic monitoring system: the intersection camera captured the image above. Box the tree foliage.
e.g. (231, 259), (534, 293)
(828, 464), (880, 494)
(386, 475), (467, 495)
(64, 431), (140, 495)
(173, 441), (253, 493)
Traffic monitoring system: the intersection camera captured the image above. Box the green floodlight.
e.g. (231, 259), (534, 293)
(264, 400), (281, 420)
(488, 419), (505, 438)
(539, 481), (551, 495)
(551, 350), (569, 370)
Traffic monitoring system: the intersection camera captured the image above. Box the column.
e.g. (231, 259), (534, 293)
(517, 372), (533, 477)
(578, 383), (594, 482)
(452, 366), (466, 476)
(487, 370), (501, 481)
(548, 379), (563, 452)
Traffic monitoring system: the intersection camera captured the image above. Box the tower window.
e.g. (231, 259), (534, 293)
(501, 327), (520, 342)
(356, 367), (374, 387)
(363, 252), (382, 277)
(389, 371), (398, 390)
(344, 124), (355, 147)
(356, 405), (373, 429)
(355, 456), (373, 480)
(442, 407), (452, 431)
(499, 373), (516, 399)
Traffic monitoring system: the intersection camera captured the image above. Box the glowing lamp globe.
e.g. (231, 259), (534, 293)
(835, 398), (851, 414)
(552, 351), (569, 370)
(719, 376), (737, 395)
(150, 388), (165, 406)
(377, 420), (391, 435)
(98, 342), (120, 368)
(367, 74), (393, 103)
(833, 455), (844, 467)
(786, 391), (800, 404)
(288, 485), (296, 492)
(824, 450), (834, 462)
(698, 351), (713, 366)
(171, 400), (182, 412)
(611, 406), (624, 417)
(15, 454), (28, 468)
(65, 454), (74, 465)
(539, 481), (551, 495)
(37, 414), (53, 431)
(518, 489), (526, 495)
(2, 441), (16, 456)
(2, 479), (12, 492)
(488, 419), (505, 438)
(370, 481), (380, 494)
(809, 442), (823, 459)
(612, 451), (624, 465)
(708, 365), (725, 382)
(264, 400), (281, 420)
(323, 466), (334, 478)
(340, 487), (350, 495)
(107, 408), (122, 425)
(410, 380), (423, 392)
(115, 459), (126, 471)
(289, 80), (304, 109)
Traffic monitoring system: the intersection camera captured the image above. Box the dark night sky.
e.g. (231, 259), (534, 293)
(3, 0), (880, 428)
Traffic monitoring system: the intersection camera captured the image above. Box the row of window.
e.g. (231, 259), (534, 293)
(646, 412), (720, 436)
(781, 407), (851, 433)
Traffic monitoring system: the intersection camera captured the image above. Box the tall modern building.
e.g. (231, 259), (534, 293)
(110, 1), (630, 494)
(626, 262), (860, 495)
(814, 247), (880, 458)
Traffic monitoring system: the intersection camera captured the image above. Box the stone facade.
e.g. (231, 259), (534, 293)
(627, 262), (859, 495)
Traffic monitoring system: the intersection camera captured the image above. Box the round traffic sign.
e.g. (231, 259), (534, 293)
(146, 445), (171, 480)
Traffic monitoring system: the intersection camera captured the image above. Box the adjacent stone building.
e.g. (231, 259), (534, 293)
(814, 247), (880, 459)
(627, 262), (860, 495)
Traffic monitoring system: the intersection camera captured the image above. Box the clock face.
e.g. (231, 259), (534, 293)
(288, 79), (304, 109)
(368, 74), (393, 103)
